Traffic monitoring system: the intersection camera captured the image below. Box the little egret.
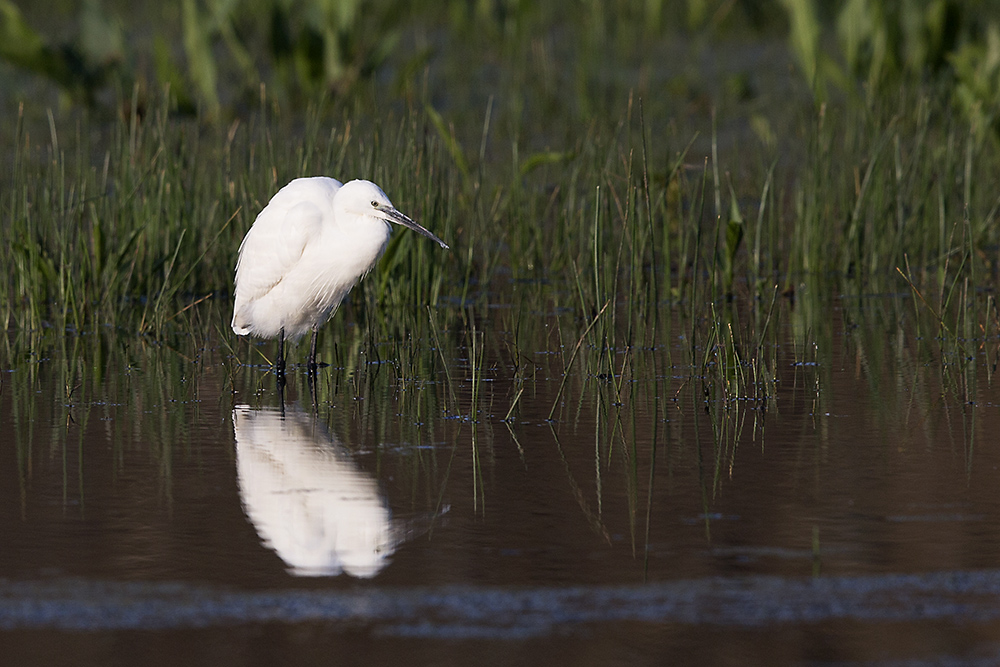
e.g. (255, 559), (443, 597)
(232, 177), (448, 374)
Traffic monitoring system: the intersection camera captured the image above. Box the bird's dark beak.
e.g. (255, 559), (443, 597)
(383, 207), (449, 249)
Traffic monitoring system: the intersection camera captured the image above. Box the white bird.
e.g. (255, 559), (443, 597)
(232, 177), (448, 374)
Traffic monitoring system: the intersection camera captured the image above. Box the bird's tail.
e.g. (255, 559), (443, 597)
(232, 309), (251, 336)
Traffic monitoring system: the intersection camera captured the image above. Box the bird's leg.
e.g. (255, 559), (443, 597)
(308, 325), (319, 374)
(276, 328), (286, 377)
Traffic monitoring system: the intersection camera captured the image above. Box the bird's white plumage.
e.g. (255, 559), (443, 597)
(232, 177), (446, 344)
(232, 177), (342, 338)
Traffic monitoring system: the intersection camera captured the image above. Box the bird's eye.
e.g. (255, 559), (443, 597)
(370, 200), (378, 208)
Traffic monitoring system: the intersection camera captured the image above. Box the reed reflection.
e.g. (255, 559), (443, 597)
(232, 405), (394, 577)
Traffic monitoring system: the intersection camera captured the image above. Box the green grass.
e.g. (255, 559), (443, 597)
(4, 79), (999, 383)
(4, 3), (1000, 525)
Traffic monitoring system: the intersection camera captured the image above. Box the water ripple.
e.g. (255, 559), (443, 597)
(2, 570), (1000, 637)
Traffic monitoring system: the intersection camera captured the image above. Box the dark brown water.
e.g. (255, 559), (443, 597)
(3, 296), (1000, 665)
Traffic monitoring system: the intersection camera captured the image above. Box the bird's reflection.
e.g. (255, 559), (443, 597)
(232, 404), (395, 578)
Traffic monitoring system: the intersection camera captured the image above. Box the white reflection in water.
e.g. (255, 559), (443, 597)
(233, 405), (394, 578)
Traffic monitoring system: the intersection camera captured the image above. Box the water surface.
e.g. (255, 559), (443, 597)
(3, 297), (1000, 665)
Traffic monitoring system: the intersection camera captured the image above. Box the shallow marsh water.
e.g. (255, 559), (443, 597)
(3, 295), (1000, 666)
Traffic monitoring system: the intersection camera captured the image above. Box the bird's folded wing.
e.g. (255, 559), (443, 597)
(234, 201), (324, 304)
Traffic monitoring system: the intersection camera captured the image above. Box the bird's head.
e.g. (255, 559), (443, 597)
(335, 180), (449, 249)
